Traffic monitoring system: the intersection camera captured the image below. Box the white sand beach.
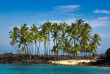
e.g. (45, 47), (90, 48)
(49, 60), (96, 65)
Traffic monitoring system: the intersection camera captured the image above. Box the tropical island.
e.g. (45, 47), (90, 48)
(0, 19), (109, 67)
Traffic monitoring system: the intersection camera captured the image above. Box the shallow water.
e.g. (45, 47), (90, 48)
(0, 64), (110, 74)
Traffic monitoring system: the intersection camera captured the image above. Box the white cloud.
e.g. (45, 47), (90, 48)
(94, 10), (110, 14)
(65, 18), (76, 25)
(53, 5), (80, 13)
(49, 20), (62, 24)
(98, 46), (102, 49)
(8, 26), (20, 30)
(8, 25), (31, 30)
(40, 18), (76, 26)
(99, 34), (110, 38)
(38, 28), (42, 31)
(97, 17), (109, 20)
(9, 25), (43, 32)
(40, 17), (110, 28)
(66, 14), (83, 16)
(51, 17), (110, 27)
(40, 20), (62, 24)
(8, 26), (14, 30)
(54, 5), (80, 9)
(85, 17), (110, 28)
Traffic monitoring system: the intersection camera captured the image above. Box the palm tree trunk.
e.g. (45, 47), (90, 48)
(56, 38), (58, 55)
(35, 43), (37, 54)
(45, 41), (47, 55)
(54, 39), (55, 46)
(37, 42), (40, 55)
(66, 49), (67, 55)
(16, 43), (21, 54)
(44, 41), (46, 55)
(47, 42), (48, 55)
(31, 43), (33, 54)
(29, 45), (31, 54)
(74, 39), (76, 47)
(27, 46), (29, 54)
(39, 42), (40, 55)
(14, 44), (19, 53)
(32, 43), (33, 54)
(48, 32), (50, 55)
(63, 50), (64, 57)
(53, 39), (55, 55)
(44, 42), (45, 55)
(49, 42), (50, 55)
(24, 44), (26, 54)
(74, 39), (77, 56)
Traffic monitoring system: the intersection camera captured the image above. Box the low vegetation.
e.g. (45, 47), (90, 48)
(105, 48), (110, 58)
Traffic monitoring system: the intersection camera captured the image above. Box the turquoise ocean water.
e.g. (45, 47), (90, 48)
(0, 64), (110, 74)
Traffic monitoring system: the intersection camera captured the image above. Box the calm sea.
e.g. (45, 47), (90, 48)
(0, 64), (110, 74)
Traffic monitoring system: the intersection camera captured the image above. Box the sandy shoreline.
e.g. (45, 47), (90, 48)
(49, 60), (96, 66)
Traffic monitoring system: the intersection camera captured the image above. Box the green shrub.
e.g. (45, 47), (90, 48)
(105, 48), (110, 58)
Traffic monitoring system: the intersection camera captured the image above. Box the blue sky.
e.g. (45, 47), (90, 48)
(0, 0), (110, 54)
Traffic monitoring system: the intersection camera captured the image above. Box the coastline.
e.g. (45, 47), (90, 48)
(0, 53), (110, 67)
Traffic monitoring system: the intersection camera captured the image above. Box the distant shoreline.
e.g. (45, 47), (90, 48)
(0, 53), (109, 67)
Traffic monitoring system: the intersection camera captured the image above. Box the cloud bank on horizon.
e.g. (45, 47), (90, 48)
(0, 0), (110, 54)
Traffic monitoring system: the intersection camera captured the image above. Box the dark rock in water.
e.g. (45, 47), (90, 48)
(89, 59), (110, 67)
(77, 62), (89, 66)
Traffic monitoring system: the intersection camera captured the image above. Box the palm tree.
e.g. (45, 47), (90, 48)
(58, 33), (67, 55)
(51, 23), (60, 46)
(67, 23), (79, 56)
(89, 34), (101, 55)
(42, 31), (48, 55)
(19, 24), (29, 54)
(42, 22), (52, 55)
(63, 40), (72, 55)
(75, 44), (81, 56)
(51, 43), (60, 55)
(92, 34), (101, 46)
(76, 19), (84, 34)
(59, 22), (67, 33)
(36, 31), (44, 55)
(80, 23), (91, 56)
(51, 23), (61, 55)
(69, 27), (78, 49)
(9, 26), (20, 53)
(25, 30), (32, 54)
(34, 32), (38, 54)
(30, 24), (38, 54)
(89, 42), (99, 56)
(76, 19), (84, 46)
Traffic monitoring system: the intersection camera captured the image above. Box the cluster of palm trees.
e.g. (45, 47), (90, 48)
(9, 19), (101, 56)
